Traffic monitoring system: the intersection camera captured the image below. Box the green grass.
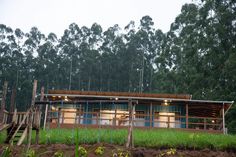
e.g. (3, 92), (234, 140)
(1, 128), (236, 150)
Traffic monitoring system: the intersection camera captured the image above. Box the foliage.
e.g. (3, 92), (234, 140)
(77, 146), (87, 157)
(25, 149), (36, 157)
(53, 151), (64, 157)
(158, 148), (176, 157)
(75, 128), (79, 157)
(94, 146), (105, 156)
(0, 147), (11, 157)
(14, 128), (236, 150)
(0, 0), (236, 132)
(112, 149), (130, 157)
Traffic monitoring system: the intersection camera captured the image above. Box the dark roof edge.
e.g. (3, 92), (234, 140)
(43, 93), (234, 105)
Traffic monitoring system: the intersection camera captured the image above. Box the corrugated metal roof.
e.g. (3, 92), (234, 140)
(48, 90), (192, 100)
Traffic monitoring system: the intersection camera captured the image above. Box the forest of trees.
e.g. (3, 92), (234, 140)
(0, 0), (236, 133)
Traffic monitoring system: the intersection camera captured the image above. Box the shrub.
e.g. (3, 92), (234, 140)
(78, 146), (87, 157)
(25, 149), (36, 157)
(95, 146), (105, 156)
(1, 147), (11, 157)
(112, 149), (130, 157)
(54, 151), (64, 157)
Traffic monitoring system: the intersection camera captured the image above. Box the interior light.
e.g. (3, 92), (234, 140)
(115, 97), (118, 101)
(212, 120), (215, 123)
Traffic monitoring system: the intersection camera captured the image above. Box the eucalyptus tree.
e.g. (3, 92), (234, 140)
(100, 24), (125, 92)
(135, 16), (156, 92)
(59, 23), (82, 90)
(35, 32), (59, 91)
(123, 21), (140, 92)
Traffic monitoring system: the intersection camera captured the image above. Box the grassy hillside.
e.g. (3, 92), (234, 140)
(1, 128), (236, 150)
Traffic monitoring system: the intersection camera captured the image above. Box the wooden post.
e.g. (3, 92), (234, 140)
(126, 100), (135, 148)
(222, 103), (225, 134)
(12, 109), (17, 124)
(27, 110), (34, 149)
(27, 80), (37, 150)
(58, 108), (61, 128)
(0, 81), (8, 124)
(43, 104), (48, 130)
(79, 104), (82, 125)
(186, 104), (189, 129)
(204, 118), (206, 130)
(36, 86), (44, 144)
(114, 103), (117, 126)
(150, 103), (152, 128)
(167, 116), (170, 128)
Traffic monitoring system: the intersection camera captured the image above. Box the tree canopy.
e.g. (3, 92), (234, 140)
(0, 0), (235, 133)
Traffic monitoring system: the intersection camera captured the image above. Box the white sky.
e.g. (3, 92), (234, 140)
(0, 0), (192, 37)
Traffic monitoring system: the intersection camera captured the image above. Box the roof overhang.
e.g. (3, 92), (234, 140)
(36, 90), (234, 118)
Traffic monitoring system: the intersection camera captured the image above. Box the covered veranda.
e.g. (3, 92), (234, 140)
(35, 90), (233, 134)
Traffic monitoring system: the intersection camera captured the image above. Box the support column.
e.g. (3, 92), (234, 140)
(204, 118), (206, 130)
(0, 81), (8, 124)
(222, 103), (225, 134)
(186, 104), (189, 129)
(36, 87), (44, 144)
(150, 103), (153, 128)
(79, 104), (82, 125)
(126, 100), (135, 148)
(114, 102), (117, 126)
(43, 104), (48, 130)
(27, 80), (37, 150)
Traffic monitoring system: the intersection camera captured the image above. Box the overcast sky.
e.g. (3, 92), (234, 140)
(0, 0), (192, 37)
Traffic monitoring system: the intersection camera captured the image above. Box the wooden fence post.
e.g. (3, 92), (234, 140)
(186, 104), (189, 129)
(126, 100), (135, 148)
(150, 102), (152, 128)
(27, 80), (37, 150)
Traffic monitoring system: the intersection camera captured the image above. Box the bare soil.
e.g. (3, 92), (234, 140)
(0, 143), (236, 157)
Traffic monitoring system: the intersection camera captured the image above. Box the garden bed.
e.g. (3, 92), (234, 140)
(0, 143), (236, 157)
(1, 128), (236, 156)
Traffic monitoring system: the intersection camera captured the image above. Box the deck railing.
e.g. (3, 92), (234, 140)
(8, 109), (41, 128)
(46, 110), (223, 132)
(1, 110), (10, 124)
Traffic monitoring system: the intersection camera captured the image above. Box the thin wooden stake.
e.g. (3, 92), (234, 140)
(27, 80), (37, 150)
(36, 87), (44, 144)
(43, 104), (48, 130)
(126, 100), (135, 148)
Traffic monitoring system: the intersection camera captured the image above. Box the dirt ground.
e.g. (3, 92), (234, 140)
(0, 143), (236, 157)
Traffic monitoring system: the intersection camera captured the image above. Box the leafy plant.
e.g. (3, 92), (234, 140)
(78, 146), (87, 157)
(158, 148), (176, 157)
(1, 147), (12, 157)
(25, 149), (36, 157)
(46, 132), (51, 144)
(112, 149), (130, 157)
(166, 148), (176, 155)
(65, 135), (73, 145)
(75, 128), (79, 157)
(53, 151), (64, 157)
(95, 146), (105, 156)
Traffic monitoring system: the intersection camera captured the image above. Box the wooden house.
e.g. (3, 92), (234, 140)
(36, 90), (234, 134)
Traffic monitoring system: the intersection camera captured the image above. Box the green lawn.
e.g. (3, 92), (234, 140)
(1, 128), (236, 150)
